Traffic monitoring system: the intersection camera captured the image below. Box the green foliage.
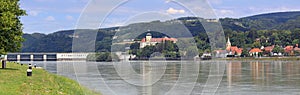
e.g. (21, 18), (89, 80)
(133, 42), (180, 59)
(292, 39), (300, 45)
(224, 29), (300, 49)
(137, 46), (156, 58)
(273, 45), (284, 53)
(252, 41), (261, 48)
(241, 48), (248, 57)
(22, 29), (116, 52)
(185, 46), (199, 57)
(0, 0), (26, 54)
(86, 52), (119, 62)
(21, 11), (300, 53)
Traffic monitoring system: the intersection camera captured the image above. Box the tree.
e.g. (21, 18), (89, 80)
(185, 46), (198, 58)
(252, 41), (261, 48)
(0, 0), (26, 54)
(292, 39), (300, 46)
(86, 52), (120, 62)
(272, 45), (284, 53)
(241, 48), (248, 57)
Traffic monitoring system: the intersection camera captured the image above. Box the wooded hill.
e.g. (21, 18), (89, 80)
(21, 11), (300, 52)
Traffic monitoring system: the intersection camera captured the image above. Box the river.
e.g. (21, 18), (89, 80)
(16, 60), (300, 95)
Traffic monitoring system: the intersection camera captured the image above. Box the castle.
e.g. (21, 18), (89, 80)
(139, 33), (177, 48)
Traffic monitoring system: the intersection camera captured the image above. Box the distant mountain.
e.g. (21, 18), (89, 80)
(231, 11), (300, 30)
(21, 11), (300, 52)
(22, 28), (119, 52)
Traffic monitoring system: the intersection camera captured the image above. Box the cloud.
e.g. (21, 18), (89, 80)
(166, 8), (185, 14)
(45, 16), (55, 21)
(66, 15), (74, 20)
(248, 6), (298, 13)
(165, 0), (171, 3)
(29, 11), (39, 16)
(214, 9), (235, 18)
(208, 0), (222, 5)
(218, 9), (234, 15)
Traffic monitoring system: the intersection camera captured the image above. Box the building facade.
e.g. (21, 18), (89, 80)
(139, 33), (177, 48)
(226, 37), (243, 56)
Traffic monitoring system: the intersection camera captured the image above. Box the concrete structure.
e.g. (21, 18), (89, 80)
(6, 52), (131, 61)
(56, 53), (90, 61)
(7, 53), (57, 61)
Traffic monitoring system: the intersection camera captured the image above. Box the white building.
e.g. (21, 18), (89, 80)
(139, 33), (177, 48)
(56, 53), (90, 61)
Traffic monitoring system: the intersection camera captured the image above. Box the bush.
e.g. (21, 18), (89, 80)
(86, 52), (119, 62)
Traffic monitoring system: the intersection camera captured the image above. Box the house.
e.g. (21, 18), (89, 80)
(262, 45), (275, 56)
(214, 50), (227, 58)
(284, 46), (294, 55)
(249, 48), (263, 57)
(264, 45), (275, 53)
(139, 33), (177, 48)
(294, 44), (300, 54)
(228, 46), (243, 56)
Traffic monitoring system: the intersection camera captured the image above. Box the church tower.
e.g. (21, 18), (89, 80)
(226, 37), (231, 51)
(146, 33), (152, 42)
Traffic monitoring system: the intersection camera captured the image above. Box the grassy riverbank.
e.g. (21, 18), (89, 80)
(0, 62), (100, 95)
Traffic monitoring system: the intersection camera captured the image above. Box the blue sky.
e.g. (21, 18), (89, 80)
(20, 0), (300, 34)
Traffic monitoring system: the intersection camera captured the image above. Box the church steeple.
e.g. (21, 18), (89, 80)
(226, 37), (231, 51)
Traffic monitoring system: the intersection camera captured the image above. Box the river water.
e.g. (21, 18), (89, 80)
(17, 60), (300, 95)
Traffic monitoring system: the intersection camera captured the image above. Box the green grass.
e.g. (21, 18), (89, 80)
(0, 62), (100, 95)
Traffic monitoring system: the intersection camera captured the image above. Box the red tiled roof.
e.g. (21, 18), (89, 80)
(236, 49), (243, 54)
(141, 37), (177, 42)
(284, 46), (294, 53)
(294, 47), (300, 51)
(227, 46), (243, 54)
(264, 45), (274, 52)
(249, 48), (262, 53)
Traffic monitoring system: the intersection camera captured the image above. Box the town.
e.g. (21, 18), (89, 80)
(129, 30), (300, 60)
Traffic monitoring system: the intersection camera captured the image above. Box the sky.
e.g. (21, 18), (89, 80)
(20, 0), (300, 34)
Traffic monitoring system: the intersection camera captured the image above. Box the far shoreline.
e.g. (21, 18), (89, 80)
(122, 56), (300, 61)
(217, 56), (300, 61)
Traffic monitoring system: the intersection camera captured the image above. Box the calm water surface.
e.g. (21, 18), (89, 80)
(19, 61), (300, 95)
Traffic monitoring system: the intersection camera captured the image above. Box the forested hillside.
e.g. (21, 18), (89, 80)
(21, 11), (300, 52)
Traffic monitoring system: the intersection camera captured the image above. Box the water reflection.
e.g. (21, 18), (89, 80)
(17, 61), (300, 95)
(223, 61), (300, 95)
(227, 62), (242, 87)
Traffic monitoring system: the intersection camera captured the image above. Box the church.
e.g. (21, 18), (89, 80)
(226, 37), (243, 56)
(139, 33), (177, 48)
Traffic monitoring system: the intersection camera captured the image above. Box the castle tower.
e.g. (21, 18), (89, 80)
(226, 37), (231, 51)
(146, 33), (152, 42)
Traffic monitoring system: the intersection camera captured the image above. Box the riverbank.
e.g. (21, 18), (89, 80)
(220, 57), (300, 61)
(0, 62), (100, 95)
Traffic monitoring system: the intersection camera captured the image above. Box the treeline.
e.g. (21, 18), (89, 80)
(86, 52), (119, 62)
(129, 28), (300, 58)
(129, 41), (181, 60)
(224, 28), (300, 48)
(21, 11), (300, 53)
